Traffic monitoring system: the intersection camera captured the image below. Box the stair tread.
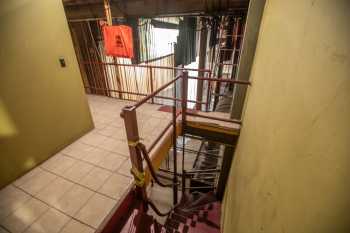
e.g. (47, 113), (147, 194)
(165, 193), (221, 233)
(120, 192), (220, 233)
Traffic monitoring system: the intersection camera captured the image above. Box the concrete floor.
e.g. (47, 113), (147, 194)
(0, 94), (172, 233)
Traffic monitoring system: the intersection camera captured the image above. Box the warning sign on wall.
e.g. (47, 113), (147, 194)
(102, 25), (134, 58)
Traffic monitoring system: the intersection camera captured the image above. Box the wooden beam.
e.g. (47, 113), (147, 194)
(103, 0), (123, 99)
(64, 0), (249, 20)
(144, 121), (182, 185)
(104, 0), (113, 25)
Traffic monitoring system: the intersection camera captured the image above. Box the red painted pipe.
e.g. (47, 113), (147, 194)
(83, 61), (211, 73)
(147, 111), (181, 153)
(85, 86), (208, 105)
(133, 75), (182, 109)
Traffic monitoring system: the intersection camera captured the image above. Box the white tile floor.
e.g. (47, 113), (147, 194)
(0, 94), (172, 233)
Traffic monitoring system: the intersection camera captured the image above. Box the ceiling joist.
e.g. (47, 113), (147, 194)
(63, 0), (249, 20)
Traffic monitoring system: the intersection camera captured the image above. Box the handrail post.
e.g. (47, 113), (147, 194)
(182, 170), (186, 193)
(181, 72), (188, 195)
(206, 71), (212, 112)
(121, 106), (147, 210)
(196, 17), (208, 111)
(181, 72), (188, 133)
(172, 80), (178, 205)
(149, 67), (154, 104)
(214, 55), (224, 108)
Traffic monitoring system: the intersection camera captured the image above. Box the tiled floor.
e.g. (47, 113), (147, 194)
(0, 94), (172, 233)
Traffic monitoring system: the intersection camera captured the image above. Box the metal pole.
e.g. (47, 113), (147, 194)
(230, 18), (240, 85)
(196, 17), (208, 110)
(182, 135), (186, 194)
(182, 72), (188, 131)
(172, 80), (178, 205)
(214, 61), (224, 108)
(133, 75), (182, 109)
(83, 61), (211, 73)
(213, 17), (225, 109)
(181, 72), (188, 195)
(149, 67), (154, 104)
(206, 71), (212, 112)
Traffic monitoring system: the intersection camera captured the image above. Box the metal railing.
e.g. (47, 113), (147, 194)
(83, 61), (252, 112)
(120, 71), (250, 214)
(83, 61), (213, 108)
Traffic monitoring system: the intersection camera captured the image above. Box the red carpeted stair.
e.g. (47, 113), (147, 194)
(165, 192), (220, 233)
(120, 192), (221, 233)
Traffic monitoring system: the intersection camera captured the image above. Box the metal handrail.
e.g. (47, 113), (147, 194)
(147, 110), (182, 153)
(83, 61), (212, 73)
(86, 86), (207, 106)
(132, 75), (182, 109)
(121, 71), (251, 214)
(123, 70), (250, 171)
(136, 143), (179, 188)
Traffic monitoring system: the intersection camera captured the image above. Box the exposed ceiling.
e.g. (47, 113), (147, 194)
(63, 0), (249, 20)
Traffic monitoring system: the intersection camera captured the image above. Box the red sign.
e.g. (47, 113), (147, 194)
(103, 25), (134, 58)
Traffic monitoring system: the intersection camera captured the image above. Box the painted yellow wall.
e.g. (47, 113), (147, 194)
(0, 0), (93, 188)
(230, 0), (265, 119)
(223, 0), (350, 233)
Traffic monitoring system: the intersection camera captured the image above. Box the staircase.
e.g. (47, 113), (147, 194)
(165, 192), (220, 233)
(109, 69), (248, 233)
(120, 192), (221, 233)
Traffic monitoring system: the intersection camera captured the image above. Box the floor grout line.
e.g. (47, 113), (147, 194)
(6, 165), (126, 231)
(0, 195), (34, 233)
(1, 130), (130, 231)
(64, 129), (130, 158)
(11, 184), (98, 231)
(0, 184), (52, 233)
(20, 204), (51, 233)
(56, 218), (73, 233)
(80, 138), (129, 155)
(60, 151), (130, 179)
(38, 165), (124, 201)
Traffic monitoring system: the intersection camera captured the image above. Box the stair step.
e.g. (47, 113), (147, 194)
(120, 192), (220, 233)
(121, 209), (167, 233)
(166, 201), (221, 233)
(177, 192), (216, 210)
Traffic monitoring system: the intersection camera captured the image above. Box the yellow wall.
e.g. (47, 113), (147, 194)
(0, 0), (93, 188)
(230, 0), (265, 119)
(223, 0), (350, 233)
